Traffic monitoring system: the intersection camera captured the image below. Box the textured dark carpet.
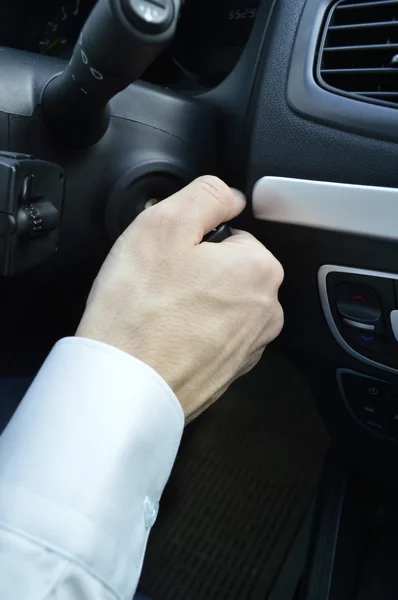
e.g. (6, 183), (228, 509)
(138, 347), (328, 600)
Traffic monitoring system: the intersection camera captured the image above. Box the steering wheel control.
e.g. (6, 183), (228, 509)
(338, 370), (398, 442)
(43, 0), (181, 148)
(122, 0), (175, 34)
(0, 152), (63, 276)
(0, 0), (217, 279)
(319, 266), (398, 374)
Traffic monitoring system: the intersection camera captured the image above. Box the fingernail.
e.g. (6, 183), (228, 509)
(230, 188), (246, 204)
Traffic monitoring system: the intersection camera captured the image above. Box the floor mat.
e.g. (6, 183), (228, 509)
(138, 347), (328, 600)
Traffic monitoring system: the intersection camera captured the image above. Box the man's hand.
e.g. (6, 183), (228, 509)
(77, 176), (284, 422)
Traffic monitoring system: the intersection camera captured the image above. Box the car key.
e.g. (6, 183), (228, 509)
(203, 224), (231, 243)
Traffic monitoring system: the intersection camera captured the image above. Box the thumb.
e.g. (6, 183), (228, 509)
(158, 176), (246, 244)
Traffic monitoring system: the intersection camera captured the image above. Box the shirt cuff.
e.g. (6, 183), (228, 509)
(0, 337), (184, 599)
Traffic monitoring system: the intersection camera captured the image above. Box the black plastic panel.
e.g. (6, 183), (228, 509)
(250, 221), (398, 479)
(246, 0), (398, 195)
(200, 0), (277, 185)
(286, 0), (398, 142)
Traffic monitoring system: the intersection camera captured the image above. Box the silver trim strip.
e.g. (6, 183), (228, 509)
(252, 177), (398, 240)
(342, 318), (375, 331)
(318, 265), (398, 375)
(390, 310), (398, 343)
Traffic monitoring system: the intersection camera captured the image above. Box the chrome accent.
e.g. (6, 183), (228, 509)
(342, 318), (375, 331)
(390, 310), (398, 343)
(252, 176), (398, 241)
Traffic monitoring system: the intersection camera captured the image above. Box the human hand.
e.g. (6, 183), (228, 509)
(76, 176), (284, 423)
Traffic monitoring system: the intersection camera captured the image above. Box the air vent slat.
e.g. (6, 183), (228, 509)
(332, 1), (398, 26)
(336, 1), (398, 10)
(316, 0), (398, 108)
(329, 22), (398, 31)
(324, 44), (398, 52)
(358, 91), (398, 106)
(322, 46), (398, 69)
(321, 68), (398, 74)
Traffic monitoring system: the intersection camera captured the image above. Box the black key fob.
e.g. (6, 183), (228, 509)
(203, 224), (231, 243)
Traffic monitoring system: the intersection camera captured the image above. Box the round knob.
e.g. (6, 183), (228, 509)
(16, 204), (43, 237)
(16, 202), (60, 237)
(122, 0), (175, 33)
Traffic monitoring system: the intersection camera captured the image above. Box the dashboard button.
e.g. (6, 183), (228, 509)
(341, 373), (392, 436)
(349, 388), (383, 420)
(342, 325), (390, 354)
(335, 284), (382, 323)
(363, 416), (388, 434)
(342, 373), (385, 401)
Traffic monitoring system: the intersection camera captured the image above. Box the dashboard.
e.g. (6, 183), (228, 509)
(0, 0), (260, 91)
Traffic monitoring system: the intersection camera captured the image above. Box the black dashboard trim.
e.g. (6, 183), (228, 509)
(199, 0), (277, 184)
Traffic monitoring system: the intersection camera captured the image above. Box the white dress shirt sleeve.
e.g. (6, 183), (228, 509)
(0, 337), (184, 600)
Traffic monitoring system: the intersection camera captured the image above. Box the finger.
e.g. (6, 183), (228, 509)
(222, 228), (265, 248)
(157, 176), (246, 244)
(223, 229), (284, 286)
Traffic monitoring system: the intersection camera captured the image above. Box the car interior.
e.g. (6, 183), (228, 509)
(0, 0), (397, 598)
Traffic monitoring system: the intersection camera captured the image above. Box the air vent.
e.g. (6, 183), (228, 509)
(317, 0), (398, 108)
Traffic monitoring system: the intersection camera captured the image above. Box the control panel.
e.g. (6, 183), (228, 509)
(319, 266), (398, 374)
(338, 370), (398, 441)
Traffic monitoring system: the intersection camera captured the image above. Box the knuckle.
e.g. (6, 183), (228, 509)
(272, 258), (285, 288)
(243, 238), (267, 261)
(194, 175), (230, 207)
(264, 302), (284, 343)
(275, 303), (284, 331)
(257, 250), (284, 288)
(246, 243), (282, 279)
